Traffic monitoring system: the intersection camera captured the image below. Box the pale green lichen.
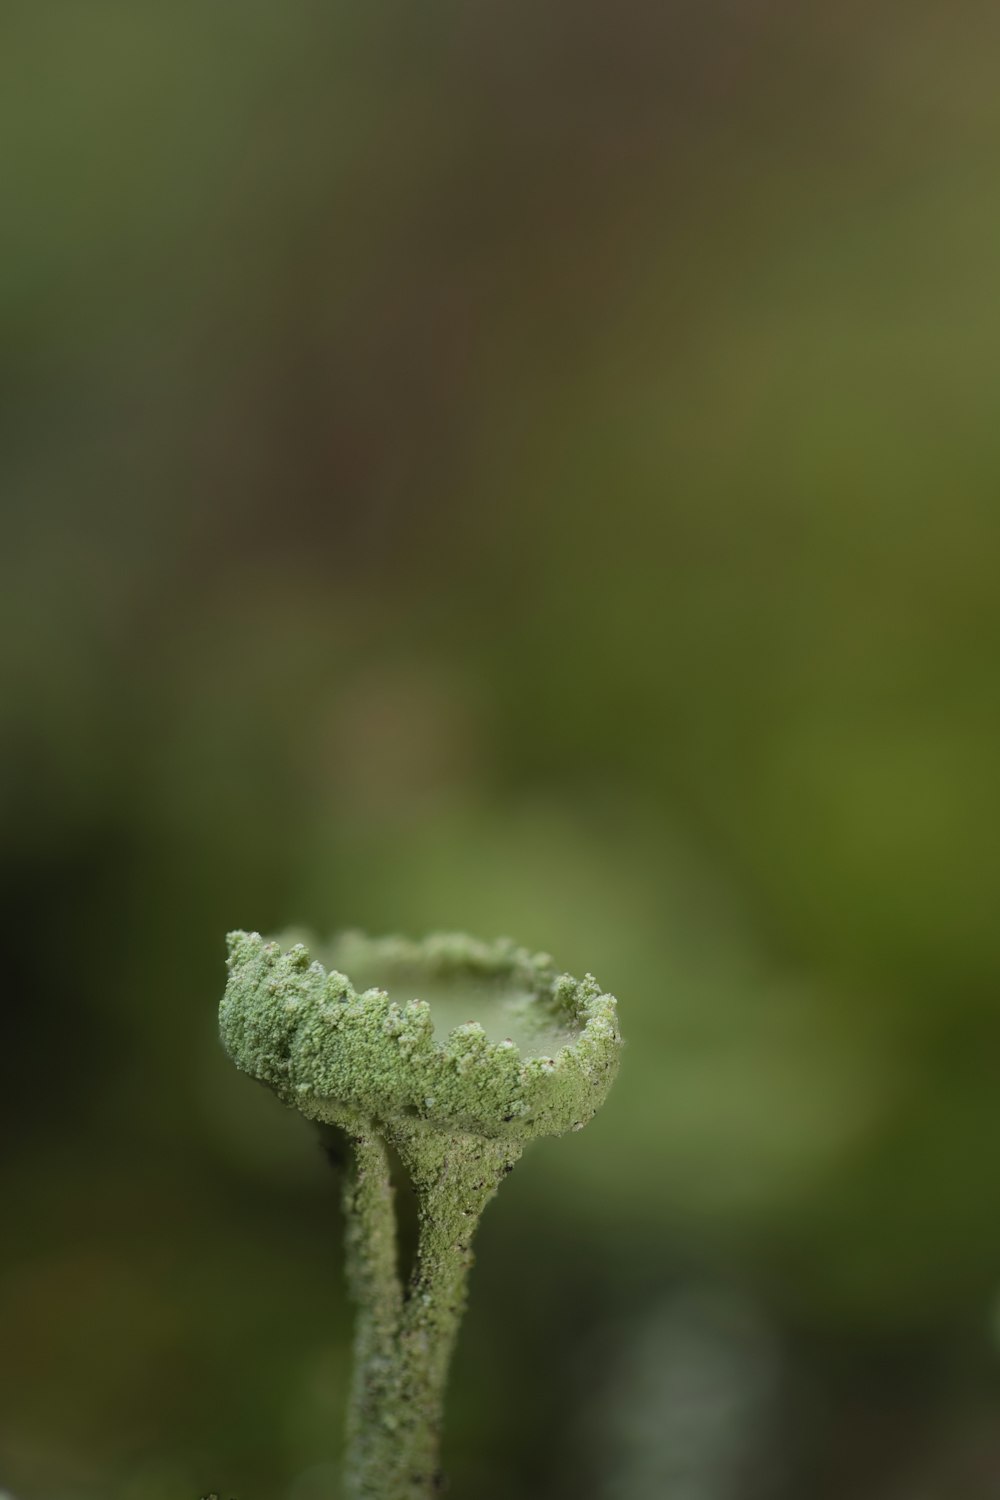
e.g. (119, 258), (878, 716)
(220, 929), (622, 1500)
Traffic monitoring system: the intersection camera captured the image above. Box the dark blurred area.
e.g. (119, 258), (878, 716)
(4, 3), (1000, 1497)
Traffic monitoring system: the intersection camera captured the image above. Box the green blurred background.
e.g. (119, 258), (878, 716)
(3, 3), (1000, 1497)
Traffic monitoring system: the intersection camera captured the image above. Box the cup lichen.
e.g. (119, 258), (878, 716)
(220, 929), (622, 1500)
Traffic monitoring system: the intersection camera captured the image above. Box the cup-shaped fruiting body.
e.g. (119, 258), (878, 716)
(221, 929), (622, 1141)
(222, 930), (623, 1500)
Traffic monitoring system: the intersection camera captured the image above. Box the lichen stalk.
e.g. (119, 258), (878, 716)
(339, 1117), (404, 1494)
(344, 1126), (521, 1499)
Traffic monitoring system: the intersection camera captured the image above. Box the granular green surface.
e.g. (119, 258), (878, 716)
(221, 930), (621, 1141)
(220, 930), (622, 1499)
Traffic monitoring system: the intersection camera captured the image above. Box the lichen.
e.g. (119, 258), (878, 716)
(220, 929), (622, 1499)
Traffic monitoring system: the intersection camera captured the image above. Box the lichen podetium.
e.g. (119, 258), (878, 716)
(221, 929), (622, 1500)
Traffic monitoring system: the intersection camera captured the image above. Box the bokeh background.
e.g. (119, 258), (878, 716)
(4, 4), (1000, 1497)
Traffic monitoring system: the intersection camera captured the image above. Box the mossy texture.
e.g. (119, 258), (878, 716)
(220, 930), (622, 1499)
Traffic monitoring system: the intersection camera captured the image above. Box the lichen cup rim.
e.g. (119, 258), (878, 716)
(221, 929), (622, 1141)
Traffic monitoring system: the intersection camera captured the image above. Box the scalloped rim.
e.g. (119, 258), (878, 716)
(221, 929), (622, 1140)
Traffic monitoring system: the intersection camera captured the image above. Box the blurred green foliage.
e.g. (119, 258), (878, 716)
(4, 3), (1000, 1497)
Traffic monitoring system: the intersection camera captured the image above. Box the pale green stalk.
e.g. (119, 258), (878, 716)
(341, 1126), (520, 1499)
